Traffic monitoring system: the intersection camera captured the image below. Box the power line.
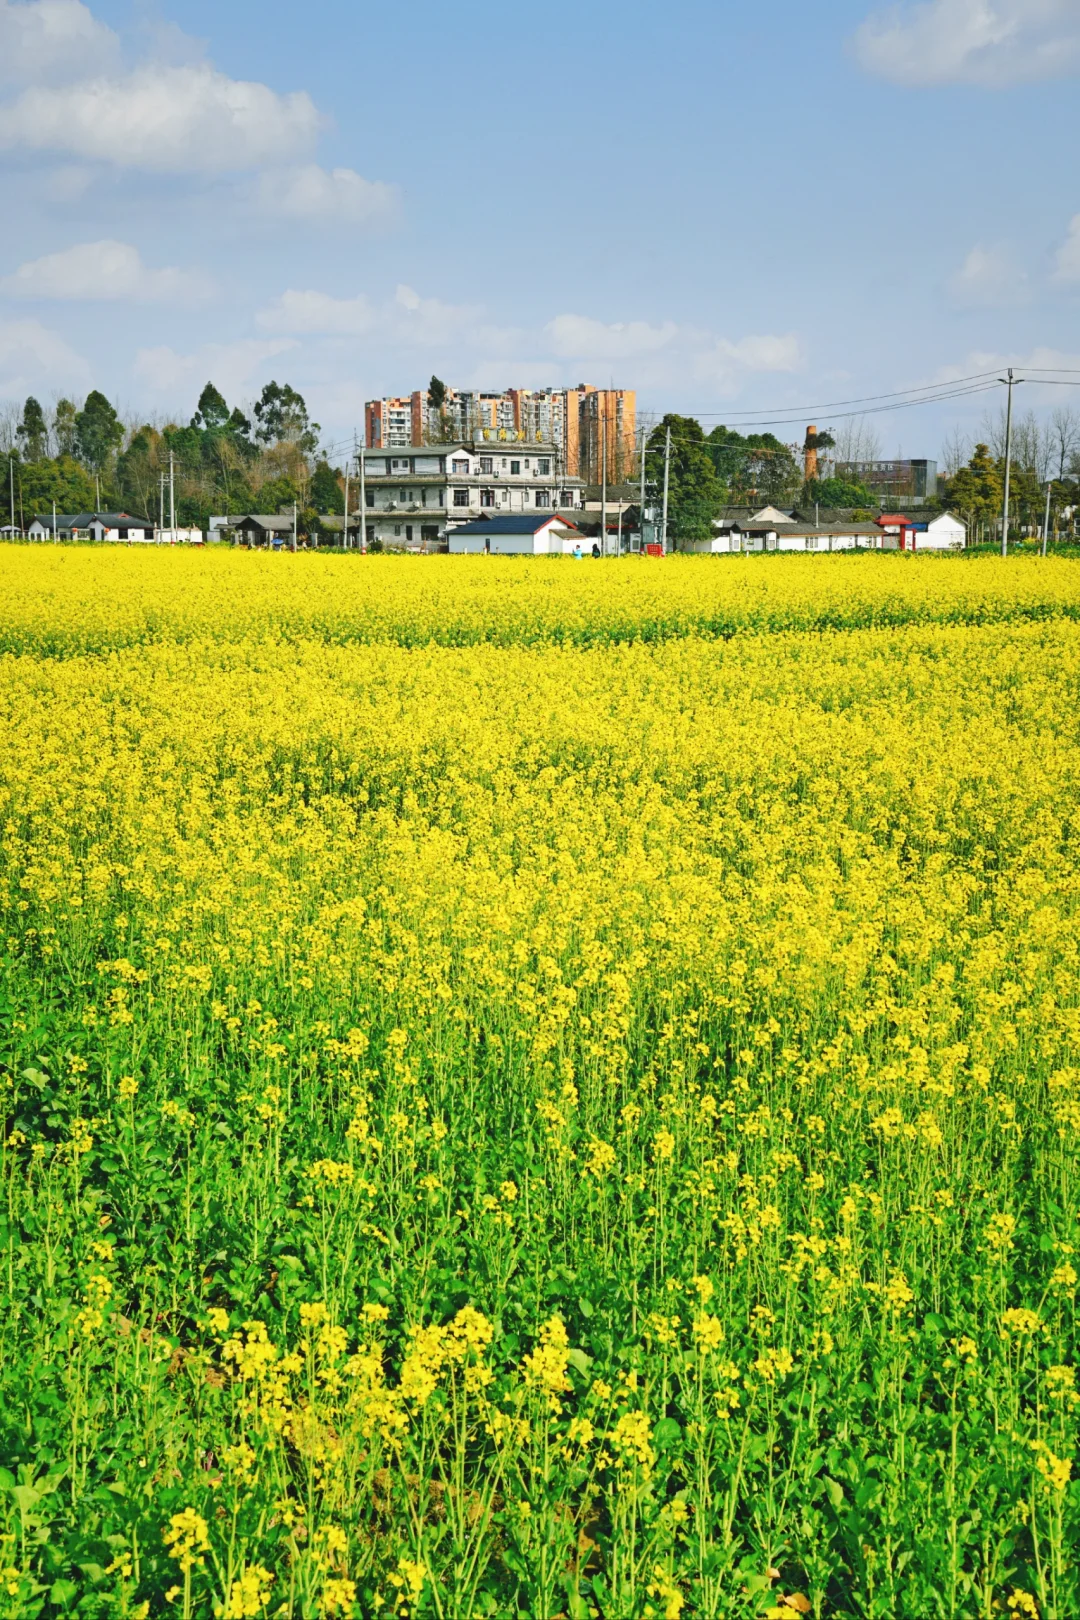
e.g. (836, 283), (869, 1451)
(684, 381), (1003, 430)
(683, 369), (1002, 421)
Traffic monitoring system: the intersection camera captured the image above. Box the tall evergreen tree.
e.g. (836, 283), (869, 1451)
(53, 399), (78, 457)
(17, 398), (48, 462)
(253, 382), (319, 454)
(646, 415), (724, 545)
(74, 391), (123, 475)
(944, 443), (1002, 539)
(190, 382), (230, 433)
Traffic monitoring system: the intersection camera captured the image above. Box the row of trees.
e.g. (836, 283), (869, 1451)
(642, 409), (1080, 547)
(6, 384), (1079, 546)
(2, 383), (345, 535)
(942, 408), (1080, 543)
(641, 416), (877, 545)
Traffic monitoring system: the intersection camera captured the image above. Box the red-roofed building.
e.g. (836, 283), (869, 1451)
(877, 513), (918, 550)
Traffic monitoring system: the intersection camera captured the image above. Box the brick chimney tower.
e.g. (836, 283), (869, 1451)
(804, 426), (818, 483)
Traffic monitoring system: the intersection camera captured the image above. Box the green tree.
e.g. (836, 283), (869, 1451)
(1009, 463), (1044, 538)
(255, 475), (298, 515)
(803, 475), (875, 508)
(17, 398), (48, 461)
(53, 399), (78, 457)
(190, 382), (230, 433)
(428, 376), (447, 410)
(226, 408), (256, 456)
(310, 459), (344, 514)
(74, 391), (123, 474)
(19, 455), (97, 516)
(117, 426), (165, 518)
(706, 427), (801, 504)
(253, 382), (319, 455)
(944, 443), (1002, 542)
(647, 415), (724, 546)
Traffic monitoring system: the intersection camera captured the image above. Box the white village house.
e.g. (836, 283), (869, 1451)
(357, 441), (585, 550)
(28, 511), (155, 542)
(689, 506), (967, 554)
(448, 513), (585, 555)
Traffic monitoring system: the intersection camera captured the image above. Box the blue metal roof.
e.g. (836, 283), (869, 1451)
(451, 514), (579, 535)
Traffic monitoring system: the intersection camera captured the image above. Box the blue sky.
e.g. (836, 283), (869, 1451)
(2, 0), (1080, 460)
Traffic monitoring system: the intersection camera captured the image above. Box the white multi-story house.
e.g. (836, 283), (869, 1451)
(357, 442), (585, 550)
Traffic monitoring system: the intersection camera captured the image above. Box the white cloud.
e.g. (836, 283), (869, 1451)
(0, 316), (89, 395)
(948, 243), (1030, 305)
(717, 333), (803, 371)
(1, 240), (213, 302)
(853, 0), (1080, 87)
(257, 289), (376, 336)
(255, 284), (803, 402)
(546, 314), (679, 360)
(42, 165), (95, 200)
(0, 0), (118, 85)
(133, 337), (299, 398)
(255, 164), (397, 225)
(256, 282), (515, 349)
(0, 61), (320, 172)
(1053, 214), (1080, 282)
(392, 283), (492, 344)
(547, 312), (803, 387)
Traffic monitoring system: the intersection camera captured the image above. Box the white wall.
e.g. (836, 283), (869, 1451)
(448, 524), (567, 555)
(916, 516), (965, 550)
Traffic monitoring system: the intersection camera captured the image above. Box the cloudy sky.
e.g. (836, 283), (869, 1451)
(1, 0), (1079, 455)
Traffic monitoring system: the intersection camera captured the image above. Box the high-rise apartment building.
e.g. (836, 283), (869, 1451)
(365, 385), (636, 480)
(365, 396), (424, 449)
(577, 389), (636, 485)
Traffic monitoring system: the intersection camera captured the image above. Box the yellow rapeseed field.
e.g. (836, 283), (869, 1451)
(0, 548), (1078, 1619)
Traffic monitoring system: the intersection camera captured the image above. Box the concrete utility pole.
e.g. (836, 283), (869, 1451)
(52, 499), (57, 544)
(600, 409), (608, 558)
(1042, 481), (1053, 557)
(998, 367), (1022, 556)
(8, 454), (14, 538)
(169, 450), (176, 542)
(358, 442), (366, 551)
(159, 472), (165, 542)
(661, 426), (672, 555)
(638, 425), (647, 552)
(342, 462), (350, 551)
(292, 500), (298, 553)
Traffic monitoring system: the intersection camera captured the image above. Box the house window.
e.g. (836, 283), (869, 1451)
(480, 488), (495, 505)
(534, 490), (549, 507)
(561, 489), (575, 505)
(538, 459), (550, 474)
(453, 488), (469, 507)
(405, 525), (413, 542)
(365, 489), (374, 507)
(394, 525), (402, 536)
(510, 460), (521, 475)
(421, 489), (428, 506)
(479, 456), (493, 474)
(500, 490), (509, 503)
(452, 458), (469, 473)
(805, 535), (818, 550)
(391, 458), (409, 472)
